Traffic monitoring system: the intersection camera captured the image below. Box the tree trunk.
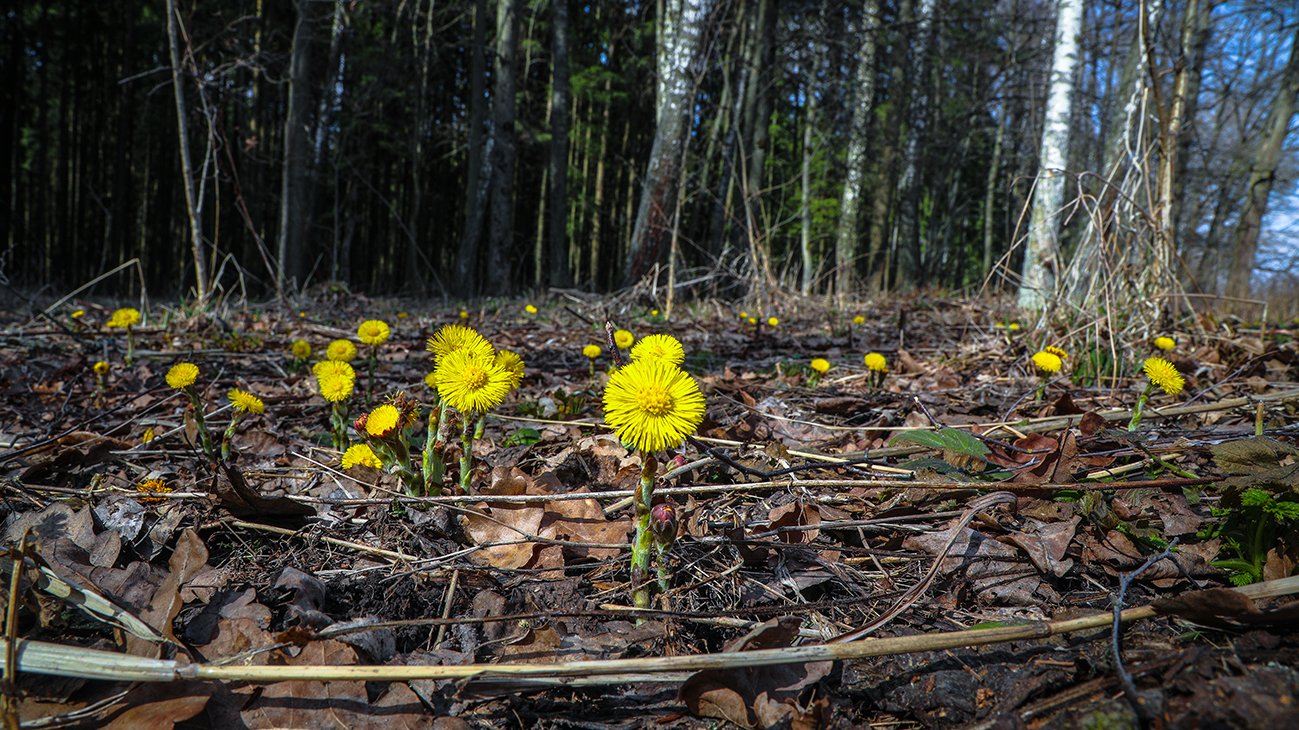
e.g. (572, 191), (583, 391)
(800, 74), (817, 295)
(276, 0), (316, 293)
(981, 114), (1005, 278)
(165, 0), (210, 305)
(832, 0), (880, 301)
(892, 0), (935, 289)
(1017, 0), (1083, 310)
(1224, 27), (1299, 301)
(456, 0), (491, 296)
(547, 0), (572, 288)
(625, 0), (713, 285)
(485, 0), (520, 293)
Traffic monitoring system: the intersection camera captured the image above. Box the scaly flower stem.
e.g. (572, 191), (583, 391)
(221, 413), (243, 461)
(459, 416), (476, 492)
(329, 401), (349, 451)
(630, 454), (657, 612)
(366, 348), (378, 406)
(183, 386), (214, 461)
(474, 414), (486, 440)
(124, 327), (135, 366)
(422, 402), (444, 496)
(1128, 383), (1154, 431)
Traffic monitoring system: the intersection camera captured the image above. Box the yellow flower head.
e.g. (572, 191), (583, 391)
(583, 344), (602, 360)
(767, 317), (779, 327)
(614, 329), (635, 349)
(747, 317), (758, 325)
(357, 320), (391, 346)
(314, 360), (356, 402)
(365, 404), (402, 438)
(1008, 322), (1021, 331)
(106, 308), (141, 329)
(651, 309), (660, 317)
(852, 315), (865, 326)
(435, 349), (514, 414)
(141, 427), (156, 443)
(630, 333), (686, 367)
(1154, 336), (1176, 351)
(397, 311), (409, 320)
(166, 362), (199, 389)
(1044, 346), (1069, 360)
(326, 339), (357, 362)
(1143, 357), (1184, 396)
(603, 359), (706, 453)
(424, 371), (438, 389)
(426, 324), (494, 362)
(71, 309), (85, 319)
(136, 477), (173, 503)
(228, 388), (265, 415)
(93, 361), (109, 376)
(291, 339), (312, 360)
(458, 309), (469, 320)
(864, 352), (889, 373)
(739, 311), (749, 320)
(525, 304), (538, 315)
(810, 358), (831, 374)
(1031, 351), (1063, 374)
(495, 350), (525, 389)
(341, 443), (382, 469)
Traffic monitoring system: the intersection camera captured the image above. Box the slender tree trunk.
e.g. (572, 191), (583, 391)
(276, 0), (316, 293)
(800, 77), (817, 295)
(625, 0), (714, 285)
(547, 0), (572, 288)
(1224, 27), (1299, 300)
(166, 0), (210, 305)
(892, 0), (936, 289)
(456, 0), (491, 296)
(1018, 0), (1083, 310)
(833, 0), (880, 301)
(982, 114), (1005, 278)
(485, 0), (520, 293)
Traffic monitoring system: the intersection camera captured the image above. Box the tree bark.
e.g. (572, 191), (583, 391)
(456, 0), (491, 296)
(276, 0), (316, 293)
(625, 0), (713, 285)
(892, 0), (936, 289)
(485, 0), (520, 293)
(1018, 0), (1083, 310)
(165, 0), (210, 305)
(832, 0), (880, 301)
(547, 0), (572, 288)
(1224, 27), (1299, 300)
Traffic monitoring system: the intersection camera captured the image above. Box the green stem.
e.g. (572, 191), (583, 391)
(125, 327), (135, 365)
(459, 416), (475, 492)
(474, 413), (486, 440)
(1128, 384), (1154, 432)
(185, 387), (214, 462)
(221, 413), (243, 461)
(630, 454), (657, 612)
(422, 403), (444, 496)
(366, 348), (377, 406)
(329, 401), (349, 451)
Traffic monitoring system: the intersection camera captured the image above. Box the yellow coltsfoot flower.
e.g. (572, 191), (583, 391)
(341, 443), (382, 469)
(583, 344), (602, 360)
(291, 339), (312, 360)
(630, 333), (685, 367)
(326, 339), (357, 362)
(426, 324), (494, 362)
(365, 404), (402, 438)
(435, 349), (513, 415)
(602, 358), (705, 454)
(494, 350), (525, 390)
(358, 320), (391, 346)
(228, 388), (265, 414)
(166, 362), (199, 389)
(1143, 357), (1184, 396)
(106, 308), (141, 329)
(864, 352), (889, 373)
(1031, 351), (1063, 374)
(613, 329), (635, 350)
(314, 360), (356, 402)
(810, 358), (831, 375)
(1154, 336), (1176, 351)
(1044, 345), (1069, 360)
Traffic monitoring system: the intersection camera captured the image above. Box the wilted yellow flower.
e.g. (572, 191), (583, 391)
(291, 339), (312, 360)
(630, 333), (685, 367)
(228, 388), (265, 414)
(426, 324), (494, 362)
(852, 315), (865, 326)
(602, 359), (706, 453)
(166, 362), (199, 389)
(1044, 346), (1069, 360)
(136, 477), (173, 503)
(810, 358), (831, 374)
(435, 349), (513, 414)
(495, 350), (525, 389)
(365, 404), (401, 438)
(525, 304), (538, 315)
(614, 329), (635, 349)
(93, 361), (110, 376)
(767, 317), (779, 327)
(141, 427), (156, 443)
(341, 443), (382, 469)
(583, 344), (602, 360)
(106, 308), (140, 329)
(1154, 336), (1175, 351)
(1143, 357), (1184, 396)
(864, 352), (889, 373)
(1031, 351), (1063, 374)
(357, 320), (390, 346)
(326, 339), (357, 362)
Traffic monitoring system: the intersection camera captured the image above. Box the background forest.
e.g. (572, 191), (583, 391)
(1, 0), (1297, 311)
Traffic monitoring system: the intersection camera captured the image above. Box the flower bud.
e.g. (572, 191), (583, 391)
(649, 503), (678, 543)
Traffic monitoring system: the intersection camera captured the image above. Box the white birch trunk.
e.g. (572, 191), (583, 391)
(1018, 0), (1083, 310)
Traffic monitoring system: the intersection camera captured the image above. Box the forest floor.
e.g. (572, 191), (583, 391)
(2, 290), (1298, 729)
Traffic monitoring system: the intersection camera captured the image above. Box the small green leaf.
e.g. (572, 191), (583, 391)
(890, 427), (990, 457)
(503, 428), (542, 447)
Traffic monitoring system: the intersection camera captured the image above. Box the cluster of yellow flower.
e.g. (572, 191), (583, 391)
(426, 324), (524, 415)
